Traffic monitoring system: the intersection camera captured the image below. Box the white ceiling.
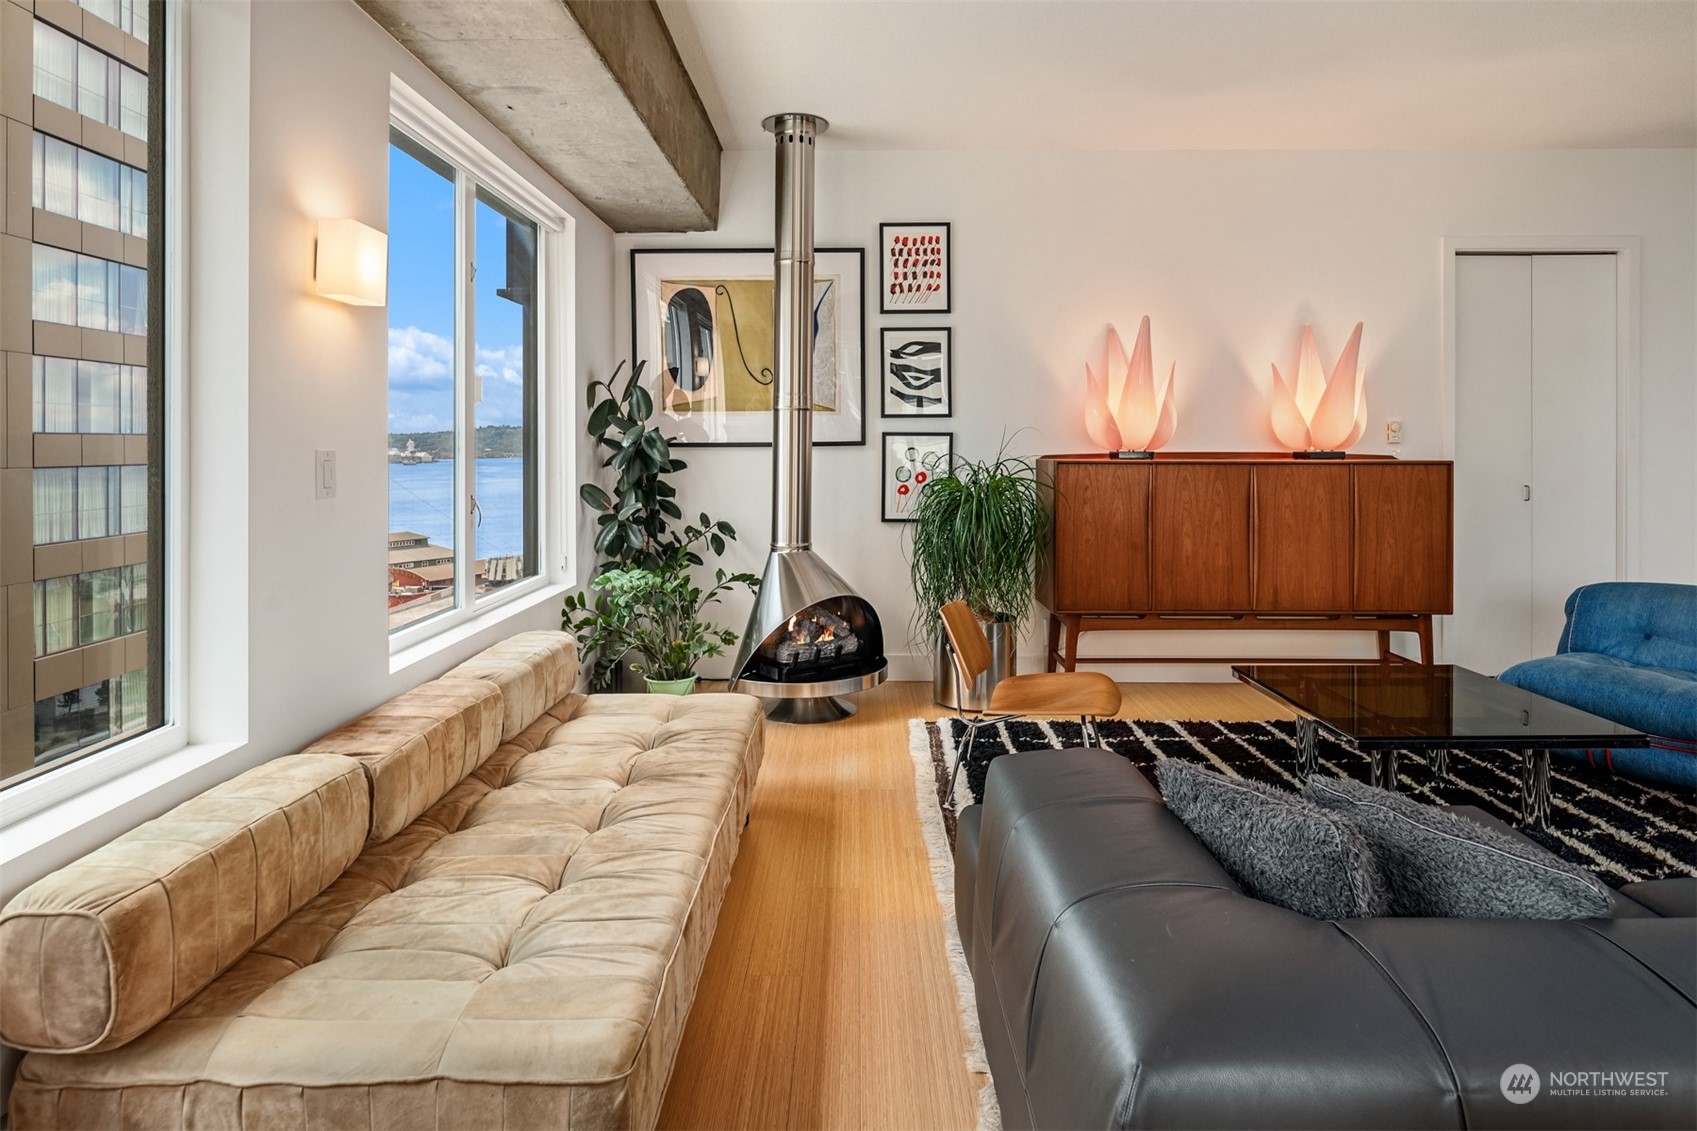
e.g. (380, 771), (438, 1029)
(659, 0), (1697, 151)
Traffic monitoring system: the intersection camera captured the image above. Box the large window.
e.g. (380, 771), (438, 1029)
(33, 565), (148, 657)
(32, 246), (147, 334)
(5, 5), (163, 789)
(31, 466), (147, 545)
(33, 357), (148, 434)
(33, 132), (148, 236)
(386, 124), (541, 635)
(33, 22), (147, 141)
(77, 0), (150, 43)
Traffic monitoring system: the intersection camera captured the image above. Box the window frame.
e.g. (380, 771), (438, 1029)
(1, 0), (182, 824)
(386, 76), (573, 659)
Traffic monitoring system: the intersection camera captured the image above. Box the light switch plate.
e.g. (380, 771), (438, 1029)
(315, 449), (336, 499)
(1385, 420), (1404, 444)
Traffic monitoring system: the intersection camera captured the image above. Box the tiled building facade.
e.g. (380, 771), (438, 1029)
(2, 0), (155, 783)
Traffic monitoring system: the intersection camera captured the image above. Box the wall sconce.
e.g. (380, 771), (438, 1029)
(314, 218), (388, 306)
(1270, 322), (1366, 458)
(1083, 316), (1177, 459)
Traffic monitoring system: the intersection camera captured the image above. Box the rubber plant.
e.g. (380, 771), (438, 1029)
(570, 361), (741, 688)
(906, 446), (1048, 650)
(578, 360), (738, 573)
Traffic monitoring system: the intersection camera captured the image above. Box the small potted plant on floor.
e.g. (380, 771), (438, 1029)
(908, 445), (1048, 709)
(563, 549), (759, 695)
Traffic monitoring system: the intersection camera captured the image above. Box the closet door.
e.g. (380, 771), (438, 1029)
(1451, 253), (1619, 674)
(1530, 255), (1617, 653)
(1452, 255), (1534, 674)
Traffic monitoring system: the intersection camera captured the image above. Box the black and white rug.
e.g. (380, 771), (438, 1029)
(917, 717), (1697, 886)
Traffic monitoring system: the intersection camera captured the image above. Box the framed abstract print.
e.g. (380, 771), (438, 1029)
(879, 327), (951, 417)
(882, 431), (953, 522)
(879, 222), (950, 314)
(630, 247), (866, 446)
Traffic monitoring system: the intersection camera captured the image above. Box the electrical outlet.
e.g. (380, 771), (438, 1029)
(1385, 420), (1404, 445)
(315, 449), (337, 499)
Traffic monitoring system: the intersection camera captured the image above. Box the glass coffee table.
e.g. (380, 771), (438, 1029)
(1231, 663), (1649, 829)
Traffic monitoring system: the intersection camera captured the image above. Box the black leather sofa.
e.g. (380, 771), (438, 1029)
(955, 749), (1697, 1130)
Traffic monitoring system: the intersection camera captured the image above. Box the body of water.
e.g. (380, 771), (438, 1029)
(389, 458), (526, 557)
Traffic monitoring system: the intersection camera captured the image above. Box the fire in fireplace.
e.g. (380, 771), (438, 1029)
(746, 598), (883, 685)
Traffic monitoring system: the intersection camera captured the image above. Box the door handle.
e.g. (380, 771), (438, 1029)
(1522, 485), (1531, 502)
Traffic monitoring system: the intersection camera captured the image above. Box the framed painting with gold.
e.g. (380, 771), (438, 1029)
(630, 247), (866, 446)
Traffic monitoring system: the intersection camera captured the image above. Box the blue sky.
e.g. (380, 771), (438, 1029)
(386, 143), (529, 435)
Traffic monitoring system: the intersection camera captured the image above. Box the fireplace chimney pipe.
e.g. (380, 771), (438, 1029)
(731, 113), (886, 722)
(763, 112), (826, 551)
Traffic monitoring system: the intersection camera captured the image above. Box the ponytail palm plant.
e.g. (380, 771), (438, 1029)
(906, 448), (1048, 648)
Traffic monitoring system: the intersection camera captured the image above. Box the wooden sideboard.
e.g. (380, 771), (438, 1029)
(1036, 453), (1454, 669)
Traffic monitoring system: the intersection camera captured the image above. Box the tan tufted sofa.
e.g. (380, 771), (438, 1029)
(0, 631), (765, 1130)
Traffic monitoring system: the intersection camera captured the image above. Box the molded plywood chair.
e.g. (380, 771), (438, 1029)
(940, 600), (1123, 804)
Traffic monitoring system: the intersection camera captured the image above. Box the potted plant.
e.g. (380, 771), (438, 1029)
(907, 448), (1048, 709)
(562, 550), (759, 695)
(573, 360), (741, 688)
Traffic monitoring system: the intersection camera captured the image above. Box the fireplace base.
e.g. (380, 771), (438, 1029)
(765, 696), (857, 724)
(732, 659), (888, 723)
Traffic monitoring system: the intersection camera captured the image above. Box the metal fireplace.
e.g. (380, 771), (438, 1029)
(729, 112), (887, 723)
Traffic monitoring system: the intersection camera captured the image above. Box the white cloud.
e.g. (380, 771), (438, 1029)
(474, 344), (525, 387)
(387, 410), (449, 433)
(388, 326), (454, 387)
(387, 331), (527, 431)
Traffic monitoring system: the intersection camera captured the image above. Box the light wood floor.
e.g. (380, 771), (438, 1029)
(658, 680), (1290, 1130)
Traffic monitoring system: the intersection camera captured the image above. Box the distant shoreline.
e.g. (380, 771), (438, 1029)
(389, 453), (521, 462)
(388, 424), (525, 460)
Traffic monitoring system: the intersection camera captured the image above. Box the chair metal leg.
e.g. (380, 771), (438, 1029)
(948, 718), (981, 806)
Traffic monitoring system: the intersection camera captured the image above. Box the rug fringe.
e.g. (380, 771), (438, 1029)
(907, 718), (1002, 1131)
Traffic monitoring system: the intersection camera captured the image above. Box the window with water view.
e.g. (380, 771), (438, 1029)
(386, 128), (539, 633)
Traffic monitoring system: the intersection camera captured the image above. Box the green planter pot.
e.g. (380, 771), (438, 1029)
(644, 674), (698, 696)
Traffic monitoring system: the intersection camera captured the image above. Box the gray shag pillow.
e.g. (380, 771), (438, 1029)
(1157, 760), (1385, 920)
(1305, 775), (1611, 919)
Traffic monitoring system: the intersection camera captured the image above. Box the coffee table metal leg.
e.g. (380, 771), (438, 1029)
(1370, 749), (1399, 791)
(1296, 716), (1317, 779)
(1433, 747), (1450, 782)
(1520, 749), (1552, 829)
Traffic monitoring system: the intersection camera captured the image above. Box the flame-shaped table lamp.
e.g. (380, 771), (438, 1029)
(1083, 316), (1178, 459)
(1270, 322), (1367, 458)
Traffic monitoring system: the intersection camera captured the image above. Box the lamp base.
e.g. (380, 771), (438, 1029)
(1292, 450), (1347, 460)
(1110, 450), (1155, 460)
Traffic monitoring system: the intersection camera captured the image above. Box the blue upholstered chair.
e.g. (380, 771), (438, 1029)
(1499, 582), (1697, 788)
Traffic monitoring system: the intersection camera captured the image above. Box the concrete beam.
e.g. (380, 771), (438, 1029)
(356, 0), (720, 233)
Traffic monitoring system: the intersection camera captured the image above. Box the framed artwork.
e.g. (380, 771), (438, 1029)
(879, 222), (951, 314)
(630, 247), (866, 446)
(879, 327), (951, 417)
(882, 431), (953, 522)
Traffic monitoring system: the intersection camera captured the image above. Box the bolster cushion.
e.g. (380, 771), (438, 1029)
(445, 629), (580, 741)
(0, 755), (367, 1055)
(302, 677), (503, 843)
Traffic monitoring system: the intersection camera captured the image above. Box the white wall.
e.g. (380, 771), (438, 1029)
(1, 0), (614, 932)
(616, 147), (1697, 682)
